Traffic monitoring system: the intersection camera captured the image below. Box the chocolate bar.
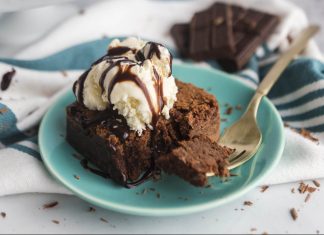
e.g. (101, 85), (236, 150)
(170, 24), (190, 57)
(189, 5), (235, 60)
(170, 3), (280, 71)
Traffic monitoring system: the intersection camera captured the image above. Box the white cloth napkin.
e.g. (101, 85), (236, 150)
(0, 0), (323, 197)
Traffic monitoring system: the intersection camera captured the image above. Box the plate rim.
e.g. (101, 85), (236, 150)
(39, 63), (285, 216)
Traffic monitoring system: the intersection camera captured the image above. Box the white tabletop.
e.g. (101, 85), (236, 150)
(0, 0), (323, 233)
(0, 180), (323, 234)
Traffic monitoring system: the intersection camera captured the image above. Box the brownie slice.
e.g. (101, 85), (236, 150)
(66, 80), (220, 187)
(156, 136), (232, 187)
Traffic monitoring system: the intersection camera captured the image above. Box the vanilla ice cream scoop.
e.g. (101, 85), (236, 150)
(73, 37), (178, 135)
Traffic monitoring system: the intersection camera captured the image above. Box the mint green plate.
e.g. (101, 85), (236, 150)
(39, 63), (284, 216)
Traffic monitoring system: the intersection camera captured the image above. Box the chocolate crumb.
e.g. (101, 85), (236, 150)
(230, 173), (238, 177)
(235, 104), (242, 110)
(316, 230), (320, 234)
(88, 207), (96, 212)
(290, 208), (298, 221)
(52, 220), (60, 224)
(74, 175), (80, 180)
(205, 184), (212, 188)
(149, 188), (156, 192)
(304, 193), (311, 203)
(0, 108), (8, 115)
(78, 9), (85, 15)
(307, 187), (317, 193)
(1, 68), (16, 91)
(291, 188), (295, 194)
(313, 180), (321, 188)
(299, 128), (319, 143)
(100, 217), (108, 223)
(221, 118), (228, 122)
(261, 185), (269, 193)
(60, 71), (68, 77)
(250, 228), (257, 232)
(225, 107), (233, 115)
(262, 232), (268, 235)
(1, 212), (6, 218)
(244, 201), (253, 206)
(156, 193), (161, 199)
(284, 124), (319, 144)
(43, 201), (58, 209)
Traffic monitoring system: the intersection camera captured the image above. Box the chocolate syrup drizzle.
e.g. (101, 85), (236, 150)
(72, 41), (173, 188)
(80, 159), (155, 188)
(107, 46), (134, 56)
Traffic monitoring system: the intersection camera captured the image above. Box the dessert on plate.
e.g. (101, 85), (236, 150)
(66, 37), (232, 187)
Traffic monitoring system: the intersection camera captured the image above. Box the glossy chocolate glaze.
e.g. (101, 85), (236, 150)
(80, 159), (155, 188)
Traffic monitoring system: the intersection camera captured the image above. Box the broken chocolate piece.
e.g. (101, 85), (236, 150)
(1, 68), (16, 91)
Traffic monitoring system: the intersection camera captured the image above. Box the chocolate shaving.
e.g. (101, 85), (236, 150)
(290, 208), (298, 221)
(52, 220), (60, 224)
(88, 207), (96, 212)
(260, 185), (269, 193)
(244, 201), (253, 206)
(1, 68), (16, 91)
(285, 124), (319, 144)
(305, 193), (311, 203)
(225, 107), (233, 115)
(100, 217), (108, 223)
(299, 182), (316, 194)
(1, 212), (6, 218)
(74, 175), (80, 180)
(300, 128), (319, 143)
(313, 180), (321, 188)
(43, 201), (58, 209)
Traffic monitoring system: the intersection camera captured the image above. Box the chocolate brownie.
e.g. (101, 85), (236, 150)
(156, 135), (232, 187)
(66, 80), (220, 187)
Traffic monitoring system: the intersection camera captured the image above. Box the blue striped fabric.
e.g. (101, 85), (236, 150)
(0, 37), (323, 158)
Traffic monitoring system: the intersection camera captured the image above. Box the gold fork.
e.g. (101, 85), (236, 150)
(219, 25), (319, 171)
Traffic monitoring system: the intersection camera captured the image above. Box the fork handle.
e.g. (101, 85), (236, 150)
(248, 25), (319, 116)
